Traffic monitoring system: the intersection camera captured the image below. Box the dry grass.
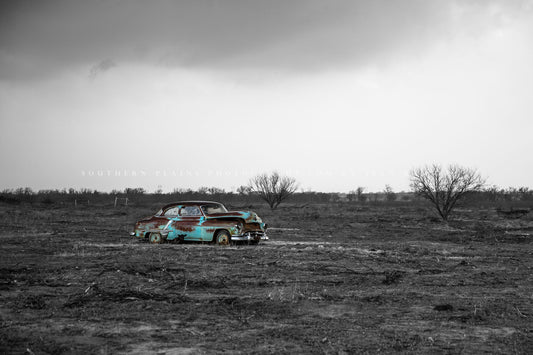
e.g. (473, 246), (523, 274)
(0, 202), (532, 354)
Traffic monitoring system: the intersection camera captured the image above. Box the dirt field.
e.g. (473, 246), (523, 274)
(1, 202), (532, 354)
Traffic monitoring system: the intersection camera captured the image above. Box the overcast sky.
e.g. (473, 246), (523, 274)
(1, 0), (532, 193)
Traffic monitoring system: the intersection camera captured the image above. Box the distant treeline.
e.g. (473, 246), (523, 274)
(1, 186), (532, 207)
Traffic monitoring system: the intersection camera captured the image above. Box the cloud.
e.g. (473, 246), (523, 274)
(0, 0), (531, 81)
(89, 59), (117, 79)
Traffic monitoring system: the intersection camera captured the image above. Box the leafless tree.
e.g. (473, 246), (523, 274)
(410, 164), (485, 221)
(356, 187), (367, 202)
(236, 185), (252, 195)
(384, 185), (396, 202)
(248, 172), (298, 209)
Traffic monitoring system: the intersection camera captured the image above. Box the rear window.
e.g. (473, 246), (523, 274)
(201, 204), (227, 215)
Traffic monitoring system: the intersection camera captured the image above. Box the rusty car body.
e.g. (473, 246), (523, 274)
(130, 201), (268, 245)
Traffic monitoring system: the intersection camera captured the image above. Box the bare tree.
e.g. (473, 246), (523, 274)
(410, 164), (485, 221)
(356, 186), (367, 202)
(248, 171), (298, 209)
(384, 185), (396, 202)
(348, 187), (367, 202)
(236, 185), (252, 195)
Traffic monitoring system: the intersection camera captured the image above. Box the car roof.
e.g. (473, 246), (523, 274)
(160, 201), (223, 210)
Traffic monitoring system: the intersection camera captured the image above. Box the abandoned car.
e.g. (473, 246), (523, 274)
(130, 201), (268, 244)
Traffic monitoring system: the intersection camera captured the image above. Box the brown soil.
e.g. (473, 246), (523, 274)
(0, 203), (532, 354)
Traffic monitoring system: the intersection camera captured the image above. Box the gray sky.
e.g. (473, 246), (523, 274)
(1, 0), (532, 193)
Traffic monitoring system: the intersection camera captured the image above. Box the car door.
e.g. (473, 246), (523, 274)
(174, 205), (207, 241)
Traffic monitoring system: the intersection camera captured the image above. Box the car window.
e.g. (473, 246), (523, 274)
(163, 207), (180, 216)
(201, 204), (228, 215)
(180, 206), (202, 216)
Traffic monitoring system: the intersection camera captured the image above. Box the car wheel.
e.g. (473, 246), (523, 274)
(149, 232), (162, 244)
(215, 230), (231, 245)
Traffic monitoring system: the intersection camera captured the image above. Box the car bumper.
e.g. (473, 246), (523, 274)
(130, 230), (169, 238)
(231, 231), (268, 242)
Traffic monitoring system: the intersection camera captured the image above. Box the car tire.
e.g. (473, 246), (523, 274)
(215, 230), (231, 245)
(149, 232), (163, 244)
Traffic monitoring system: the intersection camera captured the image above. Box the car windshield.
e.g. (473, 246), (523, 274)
(163, 207), (180, 216)
(201, 204), (227, 215)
